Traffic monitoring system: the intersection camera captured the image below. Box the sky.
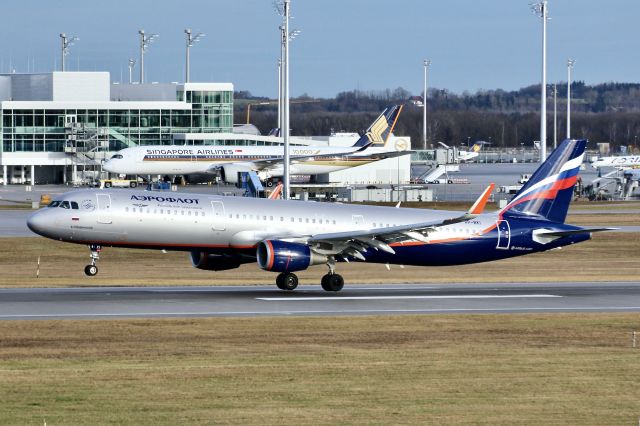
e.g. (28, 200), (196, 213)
(0, 0), (637, 98)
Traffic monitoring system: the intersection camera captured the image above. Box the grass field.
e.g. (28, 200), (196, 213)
(1, 231), (639, 287)
(0, 314), (639, 425)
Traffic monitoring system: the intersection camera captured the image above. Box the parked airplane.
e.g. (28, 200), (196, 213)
(103, 105), (408, 184)
(28, 139), (610, 292)
(590, 154), (640, 169)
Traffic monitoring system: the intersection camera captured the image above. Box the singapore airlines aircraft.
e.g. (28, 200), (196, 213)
(103, 106), (408, 184)
(28, 139), (611, 292)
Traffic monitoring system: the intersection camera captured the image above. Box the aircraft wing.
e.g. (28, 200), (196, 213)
(300, 213), (474, 259)
(267, 184), (495, 259)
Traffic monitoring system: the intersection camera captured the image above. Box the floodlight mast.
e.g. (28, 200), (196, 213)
(59, 33), (79, 72)
(128, 59), (136, 84)
(567, 58), (575, 139)
(531, 1), (548, 162)
(423, 59), (431, 150)
(185, 28), (205, 83)
(138, 30), (158, 84)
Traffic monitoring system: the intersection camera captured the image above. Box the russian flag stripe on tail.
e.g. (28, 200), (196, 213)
(501, 139), (586, 223)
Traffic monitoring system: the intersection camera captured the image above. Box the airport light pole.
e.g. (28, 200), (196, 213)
(277, 59), (282, 132)
(138, 30), (159, 84)
(552, 83), (557, 149)
(185, 28), (205, 83)
(531, 1), (548, 162)
(567, 58), (575, 139)
(128, 59), (136, 84)
(59, 33), (79, 72)
(423, 59), (431, 150)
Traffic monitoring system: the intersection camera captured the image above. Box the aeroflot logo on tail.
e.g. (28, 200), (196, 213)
(131, 195), (200, 204)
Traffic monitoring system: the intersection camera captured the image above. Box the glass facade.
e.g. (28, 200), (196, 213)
(0, 89), (233, 153)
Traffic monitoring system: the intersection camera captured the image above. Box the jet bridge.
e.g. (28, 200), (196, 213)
(411, 145), (466, 184)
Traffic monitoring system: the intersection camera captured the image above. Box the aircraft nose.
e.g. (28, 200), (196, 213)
(103, 160), (115, 172)
(27, 211), (49, 237)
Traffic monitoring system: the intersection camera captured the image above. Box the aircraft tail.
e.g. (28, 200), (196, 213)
(352, 105), (403, 148)
(500, 139), (586, 223)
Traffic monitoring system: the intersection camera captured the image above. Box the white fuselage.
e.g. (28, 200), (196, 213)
(103, 144), (397, 178)
(591, 155), (640, 169)
(27, 189), (497, 251)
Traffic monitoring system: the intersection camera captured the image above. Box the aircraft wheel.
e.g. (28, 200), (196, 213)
(321, 273), (344, 292)
(104, 182), (112, 188)
(276, 272), (298, 291)
(84, 265), (98, 276)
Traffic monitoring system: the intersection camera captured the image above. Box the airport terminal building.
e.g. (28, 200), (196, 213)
(0, 71), (411, 186)
(0, 72), (233, 184)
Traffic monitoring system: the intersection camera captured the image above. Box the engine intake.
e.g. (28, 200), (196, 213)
(257, 240), (326, 273)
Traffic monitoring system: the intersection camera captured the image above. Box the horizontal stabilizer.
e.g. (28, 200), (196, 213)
(538, 227), (618, 237)
(532, 227), (618, 244)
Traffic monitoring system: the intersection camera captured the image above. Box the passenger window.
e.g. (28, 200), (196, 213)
(305, 218), (309, 223)
(126, 207), (129, 212)
(188, 211), (191, 216)
(269, 216), (273, 221)
(280, 217), (284, 222)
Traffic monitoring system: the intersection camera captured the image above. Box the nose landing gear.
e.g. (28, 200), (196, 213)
(84, 244), (101, 276)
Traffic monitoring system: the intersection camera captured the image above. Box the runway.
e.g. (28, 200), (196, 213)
(1, 282), (639, 320)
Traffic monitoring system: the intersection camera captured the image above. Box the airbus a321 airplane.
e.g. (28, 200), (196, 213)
(28, 139), (611, 292)
(103, 106), (408, 184)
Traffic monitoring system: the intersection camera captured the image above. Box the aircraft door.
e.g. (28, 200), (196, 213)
(496, 220), (510, 250)
(211, 201), (226, 231)
(96, 194), (112, 224)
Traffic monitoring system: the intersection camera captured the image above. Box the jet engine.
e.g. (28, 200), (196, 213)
(256, 240), (326, 273)
(220, 163), (269, 184)
(190, 251), (245, 271)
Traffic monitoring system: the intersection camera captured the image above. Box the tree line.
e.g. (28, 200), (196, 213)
(235, 82), (640, 149)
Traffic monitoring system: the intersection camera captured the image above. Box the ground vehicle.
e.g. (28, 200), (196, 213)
(100, 179), (139, 188)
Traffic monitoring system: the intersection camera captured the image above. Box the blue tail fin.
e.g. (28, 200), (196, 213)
(501, 139), (586, 223)
(352, 105), (403, 148)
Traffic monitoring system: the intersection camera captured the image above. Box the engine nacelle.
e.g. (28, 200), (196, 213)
(190, 251), (243, 271)
(219, 163), (255, 184)
(256, 240), (326, 273)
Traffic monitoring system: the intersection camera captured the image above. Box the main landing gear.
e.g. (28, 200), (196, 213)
(84, 244), (101, 276)
(274, 259), (344, 292)
(276, 272), (299, 291)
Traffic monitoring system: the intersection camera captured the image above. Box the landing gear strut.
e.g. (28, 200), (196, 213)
(276, 272), (298, 291)
(84, 244), (101, 276)
(321, 258), (344, 292)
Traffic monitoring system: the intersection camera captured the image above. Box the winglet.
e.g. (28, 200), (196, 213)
(467, 183), (495, 215)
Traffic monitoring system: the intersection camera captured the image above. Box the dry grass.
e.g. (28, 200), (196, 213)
(0, 314), (639, 425)
(1, 231), (638, 287)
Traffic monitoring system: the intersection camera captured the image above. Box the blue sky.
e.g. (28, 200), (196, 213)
(0, 0), (637, 97)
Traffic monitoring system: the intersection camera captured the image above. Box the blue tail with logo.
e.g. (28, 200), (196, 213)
(501, 139), (586, 223)
(352, 105), (403, 148)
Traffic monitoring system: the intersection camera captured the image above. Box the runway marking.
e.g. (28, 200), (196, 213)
(1, 306), (640, 320)
(257, 294), (562, 301)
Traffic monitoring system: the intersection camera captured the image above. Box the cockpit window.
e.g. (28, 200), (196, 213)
(48, 201), (61, 208)
(110, 154), (124, 159)
(60, 201), (71, 209)
(70, 201), (79, 210)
